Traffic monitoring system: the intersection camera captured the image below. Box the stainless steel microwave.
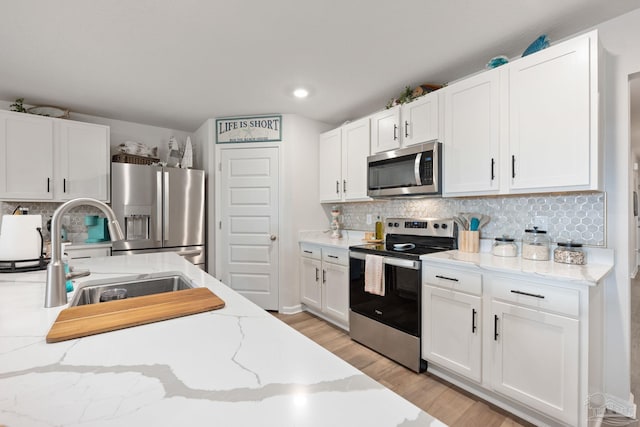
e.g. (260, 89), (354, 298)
(367, 141), (442, 198)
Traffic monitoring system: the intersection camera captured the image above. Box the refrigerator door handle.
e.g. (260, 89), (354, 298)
(163, 171), (170, 243)
(156, 170), (163, 242)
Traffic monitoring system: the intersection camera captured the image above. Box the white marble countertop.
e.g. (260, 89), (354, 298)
(0, 253), (444, 427)
(298, 230), (368, 249)
(421, 250), (614, 286)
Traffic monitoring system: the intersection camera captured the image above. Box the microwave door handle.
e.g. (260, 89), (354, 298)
(414, 153), (422, 186)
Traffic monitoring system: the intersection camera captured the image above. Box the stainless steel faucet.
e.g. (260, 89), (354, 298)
(45, 198), (124, 308)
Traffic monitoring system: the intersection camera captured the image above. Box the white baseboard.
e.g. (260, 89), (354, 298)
(603, 392), (637, 419)
(279, 304), (302, 315)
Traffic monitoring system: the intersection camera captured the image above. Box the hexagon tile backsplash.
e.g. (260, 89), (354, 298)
(335, 192), (606, 246)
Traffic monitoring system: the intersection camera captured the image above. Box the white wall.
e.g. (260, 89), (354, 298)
(280, 114), (332, 311)
(193, 119), (215, 273)
(592, 8), (640, 413)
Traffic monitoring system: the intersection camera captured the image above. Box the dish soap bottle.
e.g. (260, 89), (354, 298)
(61, 243), (73, 292)
(375, 216), (384, 240)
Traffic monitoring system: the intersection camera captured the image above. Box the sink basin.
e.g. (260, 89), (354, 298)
(69, 271), (195, 306)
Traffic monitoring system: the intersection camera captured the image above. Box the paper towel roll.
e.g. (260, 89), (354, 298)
(0, 215), (43, 261)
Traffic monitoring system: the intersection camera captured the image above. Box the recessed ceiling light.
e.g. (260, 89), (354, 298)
(293, 88), (309, 98)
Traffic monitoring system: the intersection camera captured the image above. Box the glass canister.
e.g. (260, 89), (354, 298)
(554, 241), (586, 265)
(521, 227), (550, 261)
(492, 236), (517, 257)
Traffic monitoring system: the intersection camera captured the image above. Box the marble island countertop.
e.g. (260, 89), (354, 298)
(422, 250), (614, 286)
(0, 253), (445, 427)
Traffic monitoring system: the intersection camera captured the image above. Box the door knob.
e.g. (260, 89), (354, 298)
(270, 235), (277, 241)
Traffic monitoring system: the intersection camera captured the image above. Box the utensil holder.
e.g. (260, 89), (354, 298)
(459, 231), (480, 253)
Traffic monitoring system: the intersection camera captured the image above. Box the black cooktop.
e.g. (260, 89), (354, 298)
(350, 217), (457, 260)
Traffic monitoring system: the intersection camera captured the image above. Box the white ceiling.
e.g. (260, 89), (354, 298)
(2, 0), (640, 132)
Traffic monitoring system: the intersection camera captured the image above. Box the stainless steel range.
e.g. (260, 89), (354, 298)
(348, 217), (457, 372)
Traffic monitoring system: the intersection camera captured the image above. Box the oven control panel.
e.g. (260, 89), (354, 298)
(385, 217), (455, 238)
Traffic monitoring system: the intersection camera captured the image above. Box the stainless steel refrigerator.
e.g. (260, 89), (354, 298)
(110, 162), (206, 269)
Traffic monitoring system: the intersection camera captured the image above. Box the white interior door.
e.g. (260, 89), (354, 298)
(219, 147), (279, 310)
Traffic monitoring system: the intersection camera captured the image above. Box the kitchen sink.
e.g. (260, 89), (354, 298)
(69, 271), (195, 306)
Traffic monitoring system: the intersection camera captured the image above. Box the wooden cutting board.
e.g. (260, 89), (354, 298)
(46, 287), (225, 343)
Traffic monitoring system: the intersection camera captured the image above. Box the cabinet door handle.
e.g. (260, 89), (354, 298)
(404, 120), (409, 138)
(510, 289), (545, 299)
(336, 180), (340, 194)
(343, 179), (346, 193)
(393, 124), (398, 141)
(472, 308), (477, 333)
(315, 267), (319, 282)
(47, 177), (50, 193)
(63, 178), (67, 193)
(494, 314), (499, 341)
(322, 269), (326, 283)
(491, 158), (495, 181)
(511, 155), (516, 179)
(435, 274), (459, 282)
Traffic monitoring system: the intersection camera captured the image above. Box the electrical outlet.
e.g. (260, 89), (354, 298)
(366, 214), (372, 225)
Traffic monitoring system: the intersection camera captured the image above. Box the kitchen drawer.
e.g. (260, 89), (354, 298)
(423, 265), (482, 296)
(322, 247), (348, 266)
(65, 246), (111, 260)
(490, 276), (579, 317)
(300, 243), (321, 260)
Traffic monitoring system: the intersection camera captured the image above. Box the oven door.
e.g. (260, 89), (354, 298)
(349, 251), (421, 336)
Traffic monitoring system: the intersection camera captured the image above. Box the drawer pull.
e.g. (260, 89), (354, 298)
(510, 289), (545, 299)
(327, 255), (339, 259)
(303, 250), (313, 254)
(494, 314), (499, 341)
(435, 275), (459, 282)
(471, 308), (477, 333)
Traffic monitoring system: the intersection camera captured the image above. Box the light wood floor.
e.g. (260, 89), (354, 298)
(272, 311), (533, 427)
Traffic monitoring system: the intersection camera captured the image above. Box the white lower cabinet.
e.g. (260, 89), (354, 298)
(300, 243), (349, 329)
(422, 266), (482, 382)
(422, 259), (597, 426)
(490, 299), (579, 425)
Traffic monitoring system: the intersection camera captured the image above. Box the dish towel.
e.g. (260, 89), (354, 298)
(364, 254), (385, 296)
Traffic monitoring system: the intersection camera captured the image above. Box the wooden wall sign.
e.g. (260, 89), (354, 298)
(216, 115), (282, 143)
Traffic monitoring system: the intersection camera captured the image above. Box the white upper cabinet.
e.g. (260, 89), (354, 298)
(0, 110), (111, 202)
(341, 118), (370, 201)
(319, 118), (370, 203)
(442, 30), (601, 197)
(58, 120), (110, 201)
(401, 91), (440, 147)
(443, 69), (501, 196)
(318, 128), (343, 203)
(0, 111), (55, 200)
(508, 33), (599, 193)
(370, 105), (401, 154)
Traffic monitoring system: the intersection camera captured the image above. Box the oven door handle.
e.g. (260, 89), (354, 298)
(349, 252), (421, 270)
